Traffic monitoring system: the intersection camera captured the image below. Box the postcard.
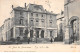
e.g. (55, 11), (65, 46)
(0, 0), (80, 52)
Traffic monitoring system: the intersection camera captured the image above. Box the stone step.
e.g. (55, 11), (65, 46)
(72, 41), (80, 45)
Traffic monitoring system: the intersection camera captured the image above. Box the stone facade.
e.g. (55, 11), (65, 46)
(57, 11), (64, 41)
(0, 3), (57, 42)
(64, 0), (80, 44)
(0, 18), (13, 41)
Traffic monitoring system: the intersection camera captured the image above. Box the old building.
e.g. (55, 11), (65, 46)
(0, 27), (2, 41)
(64, 0), (80, 44)
(0, 3), (57, 42)
(56, 11), (64, 41)
(0, 18), (13, 41)
(0, 25), (4, 41)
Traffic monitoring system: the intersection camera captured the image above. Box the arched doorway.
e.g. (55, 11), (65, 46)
(36, 30), (39, 38)
(69, 16), (79, 43)
(30, 30), (33, 38)
(41, 30), (44, 38)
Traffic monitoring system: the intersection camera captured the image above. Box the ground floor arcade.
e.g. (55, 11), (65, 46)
(1, 26), (57, 42)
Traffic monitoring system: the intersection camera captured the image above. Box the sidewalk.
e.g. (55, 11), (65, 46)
(21, 41), (64, 45)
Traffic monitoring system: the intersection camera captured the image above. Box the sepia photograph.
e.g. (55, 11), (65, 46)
(0, 0), (80, 52)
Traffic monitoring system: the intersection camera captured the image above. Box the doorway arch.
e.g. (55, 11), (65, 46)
(69, 16), (79, 42)
(30, 30), (33, 38)
(41, 30), (44, 38)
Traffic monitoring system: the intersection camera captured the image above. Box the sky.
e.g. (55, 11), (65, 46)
(0, 0), (64, 27)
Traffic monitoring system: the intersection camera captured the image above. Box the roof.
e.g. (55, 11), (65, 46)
(27, 3), (45, 12)
(46, 10), (57, 15)
(13, 6), (26, 11)
(4, 18), (11, 23)
(13, 3), (57, 15)
(0, 24), (4, 30)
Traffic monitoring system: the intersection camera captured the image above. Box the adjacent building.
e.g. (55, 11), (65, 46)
(64, 0), (80, 44)
(0, 3), (57, 42)
(57, 11), (64, 41)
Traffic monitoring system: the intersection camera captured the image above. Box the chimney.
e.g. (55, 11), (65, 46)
(25, 3), (26, 9)
(12, 5), (13, 9)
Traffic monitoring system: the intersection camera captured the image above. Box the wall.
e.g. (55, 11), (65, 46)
(64, 0), (80, 43)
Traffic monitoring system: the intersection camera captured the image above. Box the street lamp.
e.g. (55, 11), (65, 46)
(33, 29), (37, 43)
(27, 26), (31, 44)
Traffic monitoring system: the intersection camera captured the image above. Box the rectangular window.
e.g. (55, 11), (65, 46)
(20, 12), (23, 15)
(30, 20), (34, 26)
(19, 28), (23, 36)
(50, 21), (52, 27)
(50, 22), (52, 23)
(50, 15), (52, 18)
(36, 20), (39, 22)
(20, 19), (23, 25)
(36, 14), (38, 17)
(11, 28), (13, 37)
(50, 31), (52, 37)
(41, 19), (44, 22)
(42, 21), (44, 22)
(36, 19), (39, 26)
(31, 13), (33, 16)
(42, 14), (43, 17)
(31, 20), (33, 21)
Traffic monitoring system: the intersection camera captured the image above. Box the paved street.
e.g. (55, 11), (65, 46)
(0, 42), (80, 52)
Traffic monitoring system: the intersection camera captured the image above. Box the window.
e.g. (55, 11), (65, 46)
(19, 28), (23, 35)
(41, 19), (44, 22)
(50, 21), (52, 27)
(36, 14), (38, 17)
(50, 15), (52, 18)
(42, 14), (43, 17)
(50, 31), (52, 37)
(50, 21), (52, 23)
(30, 20), (34, 26)
(20, 19), (23, 25)
(11, 28), (13, 37)
(41, 20), (45, 27)
(31, 13), (33, 16)
(31, 20), (33, 21)
(42, 21), (44, 22)
(20, 12), (23, 15)
(36, 20), (39, 22)
(36, 8), (38, 10)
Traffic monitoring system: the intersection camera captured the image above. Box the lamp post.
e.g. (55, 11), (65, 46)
(33, 29), (37, 43)
(27, 26), (31, 44)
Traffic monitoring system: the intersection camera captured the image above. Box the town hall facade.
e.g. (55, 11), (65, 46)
(0, 3), (57, 42)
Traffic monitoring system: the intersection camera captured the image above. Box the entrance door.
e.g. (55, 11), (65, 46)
(36, 31), (39, 38)
(41, 30), (44, 38)
(30, 30), (33, 38)
(50, 31), (52, 37)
